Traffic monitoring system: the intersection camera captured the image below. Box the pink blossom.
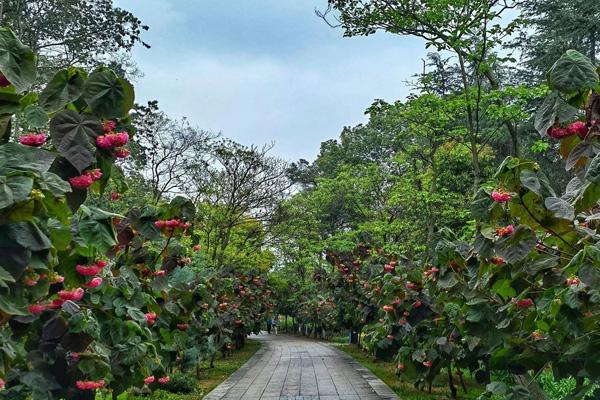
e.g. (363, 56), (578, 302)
(496, 225), (514, 237)
(69, 174), (94, 189)
(383, 264), (394, 273)
(96, 260), (108, 268)
(75, 380), (105, 390)
(515, 298), (534, 309)
(158, 376), (170, 385)
(491, 190), (512, 202)
(24, 278), (38, 286)
(58, 288), (85, 301)
(405, 282), (416, 290)
(84, 277), (103, 288)
(490, 257), (505, 265)
(423, 360), (433, 368)
(28, 304), (46, 314)
(47, 299), (65, 309)
(111, 191), (121, 201)
(547, 127), (573, 139)
(19, 132), (46, 147)
(153, 270), (167, 276)
(0, 377), (5, 390)
(193, 244), (201, 251)
(567, 121), (589, 139)
(76, 264), (101, 276)
(144, 376), (155, 385)
(102, 120), (117, 133)
(114, 148), (130, 158)
(70, 352), (80, 361)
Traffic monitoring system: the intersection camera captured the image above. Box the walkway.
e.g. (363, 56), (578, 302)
(204, 334), (399, 400)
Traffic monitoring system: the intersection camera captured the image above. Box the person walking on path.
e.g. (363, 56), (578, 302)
(272, 314), (279, 335)
(266, 317), (272, 334)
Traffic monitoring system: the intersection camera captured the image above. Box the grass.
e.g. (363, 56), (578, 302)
(336, 344), (485, 400)
(106, 339), (262, 400)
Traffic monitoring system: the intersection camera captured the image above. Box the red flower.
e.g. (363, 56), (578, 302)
(397, 363), (405, 372)
(83, 277), (103, 288)
(491, 190), (512, 202)
(28, 304), (46, 314)
(47, 299), (65, 310)
(153, 270), (167, 276)
(69, 169), (103, 190)
(96, 260), (108, 268)
(386, 335), (394, 341)
(144, 376), (155, 385)
(193, 244), (201, 251)
(145, 313), (157, 325)
(413, 300), (422, 308)
(423, 360), (433, 368)
(111, 192), (121, 201)
(383, 305), (394, 313)
(51, 275), (65, 284)
(58, 288), (85, 301)
(405, 282), (416, 290)
(515, 298), (534, 309)
(398, 319), (407, 325)
(490, 257), (505, 265)
(383, 264), (395, 273)
(19, 132), (46, 147)
(0, 377), (5, 390)
(76, 264), (101, 276)
(158, 376), (170, 385)
(177, 323), (189, 331)
(70, 352), (80, 361)
(547, 127), (573, 139)
(567, 121), (589, 139)
(69, 174), (94, 189)
(96, 131), (129, 149)
(75, 379), (105, 390)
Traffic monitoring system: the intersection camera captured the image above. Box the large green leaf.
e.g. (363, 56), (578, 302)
(534, 91), (578, 136)
(548, 50), (599, 94)
(39, 67), (86, 113)
(6, 175), (33, 203)
(544, 197), (575, 220)
(585, 152), (600, 183)
(0, 176), (13, 208)
(0, 292), (29, 315)
(78, 218), (117, 253)
(0, 91), (23, 115)
(49, 110), (102, 172)
(7, 221), (52, 251)
(83, 68), (134, 118)
(0, 28), (36, 92)
(496, 225), (537, 264)
(38, 172), (71, 197)
(0, 143), (55, 174)
(23, 104), (49, 128)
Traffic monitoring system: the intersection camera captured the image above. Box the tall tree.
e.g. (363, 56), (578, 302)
(512, 0), (600, 83)
(0, 0), (148, 76)
(319, 0), (522, 181)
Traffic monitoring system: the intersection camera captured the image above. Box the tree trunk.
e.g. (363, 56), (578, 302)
(457, 54), (481, 190)
(514, 373), (550, 400)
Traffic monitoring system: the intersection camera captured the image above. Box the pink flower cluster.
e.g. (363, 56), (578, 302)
(58, 288), (85, 301)
(96, 131), (129, 149)
(514, 298), (534, 309)
(145, 312), (157, 325)
(69, 169), (103, 190)
(491, 190), (512, 202)
(423, 266), (439, 277)
(144, 376), (155, 385)
(547, 121), (590, 140)
(84, 277), (103, 288)
(490, 256), (505, 265)
(0, 377), (4, 390)
(158, 376), (170, 385)
(75, 379), (105, 390)
(19, 132), (46, 147)
(75, 260), (107, 277)
(28, 304), (46, 314)
(154, 219), (191, 230)
(102, 120), (117, 133)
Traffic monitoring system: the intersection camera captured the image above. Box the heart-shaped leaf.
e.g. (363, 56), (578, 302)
(39, 67), (86, 113)
(0, 28), (36, 92)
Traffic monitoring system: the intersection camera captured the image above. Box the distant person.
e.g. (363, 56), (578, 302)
(273, 314), (279, 335)
(266, 317), (272, 334)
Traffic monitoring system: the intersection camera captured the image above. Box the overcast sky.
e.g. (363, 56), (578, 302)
(116, 0), (426, 161)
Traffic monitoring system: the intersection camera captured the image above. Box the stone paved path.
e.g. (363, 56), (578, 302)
(204, 334), (399, 400)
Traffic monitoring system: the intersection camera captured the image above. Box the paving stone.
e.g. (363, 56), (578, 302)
(203, 334), (399, 400)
